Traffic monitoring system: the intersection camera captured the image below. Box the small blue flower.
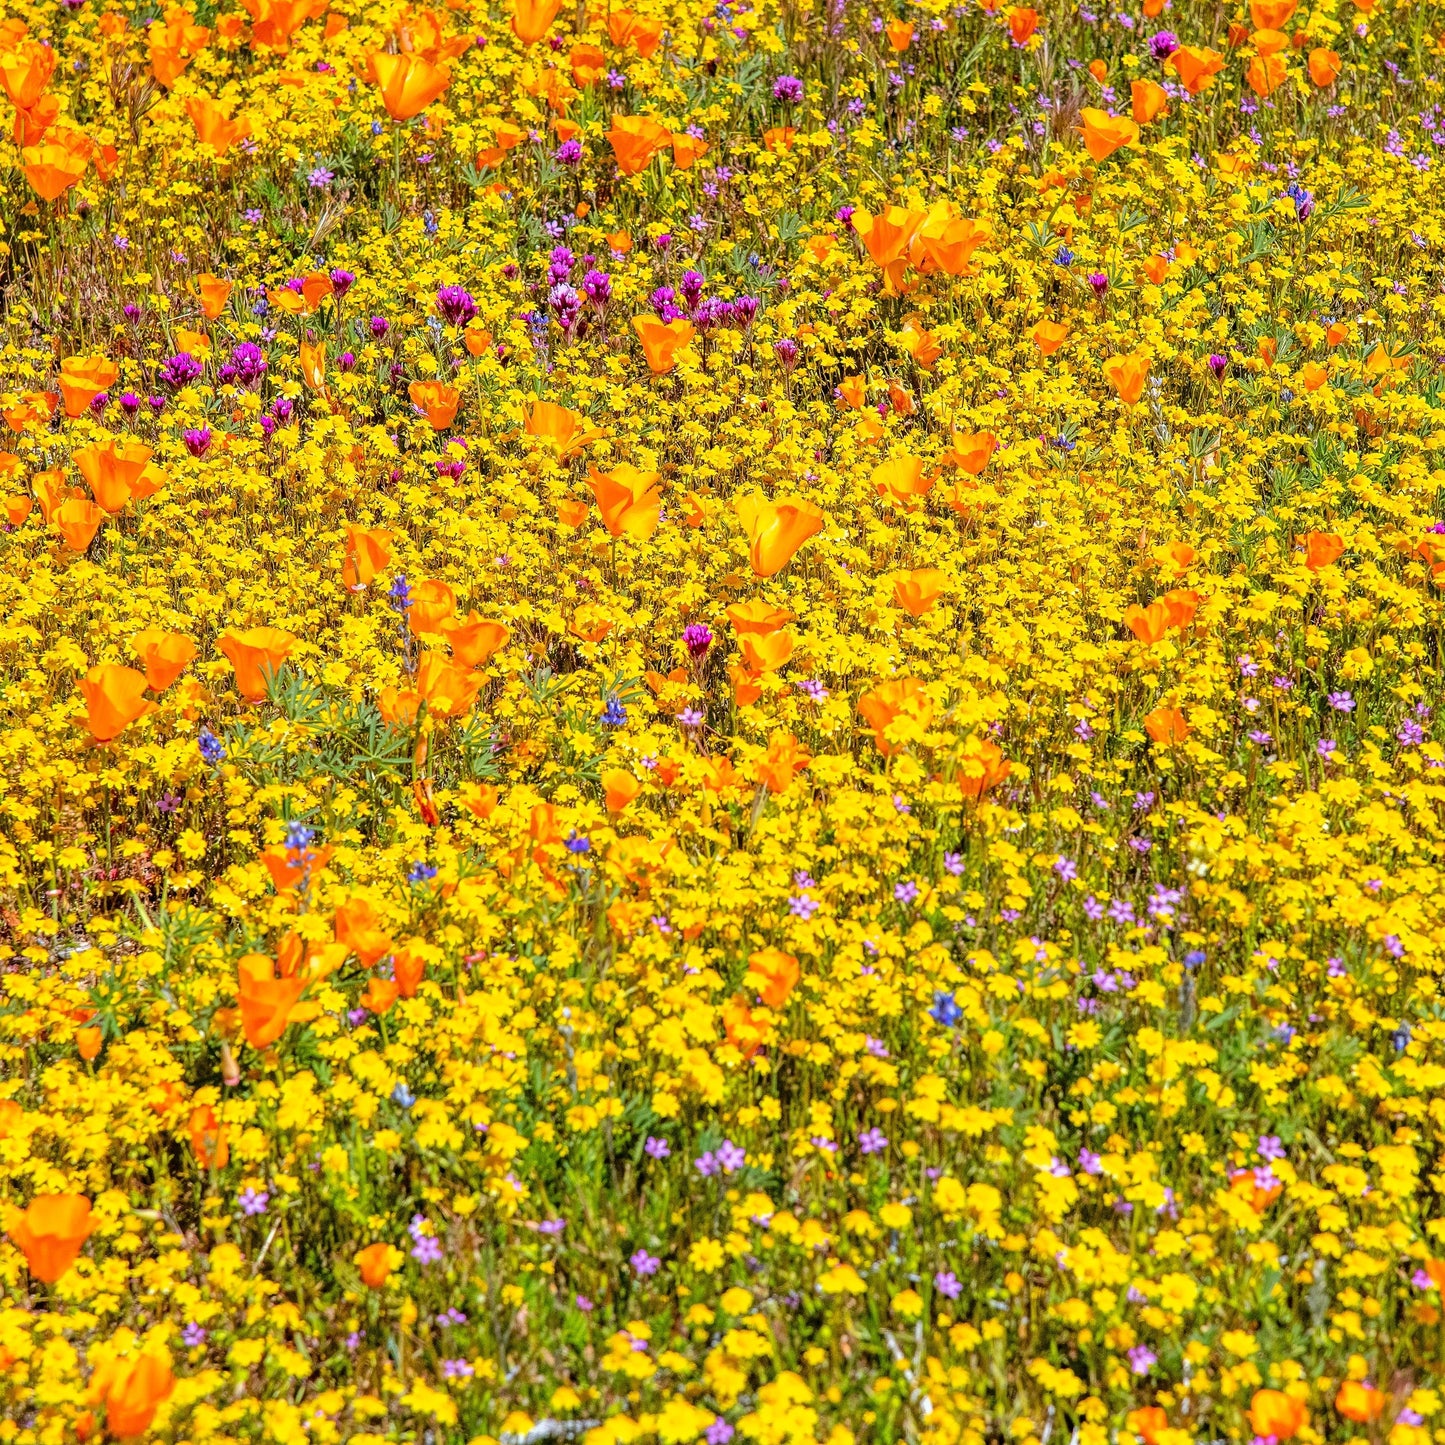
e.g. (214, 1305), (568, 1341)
(408, 861), (437, 886)
(198, 728), (226, 765)
(600, 695), (628, 727)
(392, 1082), (416, 1109)
(929, 991), (962, 1028)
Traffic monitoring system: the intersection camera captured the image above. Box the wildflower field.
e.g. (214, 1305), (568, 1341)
(8, 0), (1445, 1438)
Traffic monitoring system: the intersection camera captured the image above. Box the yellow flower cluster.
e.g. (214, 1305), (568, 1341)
(2, 0), (1445, 1439)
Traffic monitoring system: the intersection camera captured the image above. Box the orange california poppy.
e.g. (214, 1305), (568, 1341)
(149, 13), (210, 87)
(408, 578), (456, 635)
(858, 677), (933, 756)
(240, 0), (320, 51)
(910, 214), (992, 277)
(463, 323), (493, 356)
(609, 8), (665, 55)
(607, 114), (671, 174)
(897, 320), (943, 370)
(236, 952), (306, 1048)
(395, 8), (470, 62)
(1143, 705), (1191, 745)
(1124, 601), (1170, 645)
(570, 42), (607, 84)
(747, 946), (800, 1005)
(415, 650), (483, 718)
(409, 380), (460, 429)
(512, 0), (563, 43)
(366, 50), (450, 121)
(727, 600), (794, 635)
(342, 525), (392, 590)
(8, 1194), (94, 1282)
(1248, 1391), (1307, 1441)
(394, 943), (425, 997)
(587, 463), (663, 539)
(1103, 352), (1151, 405)
(196, 274), (233, 323)
(738, 630), (794, 675)
(1125, 1409), (1169, 1445)
(186, 94), (250, 154)
(942, 429), (997, 475)
(1030, 319), (1070, 356)
(1299, 361), (1328, 391)
(73, 438), (153, 513)
(557, 497), (589, 528)
(356, 1241), (401, 1287)
(1335, 1382), (1386, 1424)
(1166, 45), (1225, 94)
(92, 1353), (174, 1439)
(885, 18), (913, 49)
(5, 390), (58, 433)
(526, 400), (601, 457)
(722, 994), (768, 1058)
(459, 781), (500, 820)
(189, 1103), (228, 1168)
(21, 137), (87, 200)
(299, 271), (333, 313)
(1160, 541), (1196, 573)
(34, 470), (73, 523)
(1008, 7), (1038, 44)
(54, 496), (105, 552)
(334, 898), (395, 966)
(1246, 52), (1287, 98)
(475, 120), (527, 168)
(1303, 531), (1344, 569)
(13, 93), (60, 148)
(360, 976), (399, 1014)
(894, 568), (946, 617)
(730, 662), (765, 707)
(1079, 107), (1138, 161)
(57, 355), (118, 418)
(670, 131), (709, 169)
(1161, 588), (1200, 629)
(872, 454), (933, 508)
(633, 314), (695, 375)
(442, 611), (510, 668)
(4, 495), (33, 526)
(131, 629), (196, 692)
(735, 494), (825, 577)
(259, 840), (334, 892)
(1131, 78), (1169, 123)
(952, 734), (1011, 799)
(217, 626), (298, 702)
(755, 733), (810, 793)
(299, 340), (326, 392)
(1309, 47), (1342, 85)
(601, 768), (642, 814)
(852, 205), (928, 275)
(1250, 0), (1295, 26)
(0, 40), (56, 109)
